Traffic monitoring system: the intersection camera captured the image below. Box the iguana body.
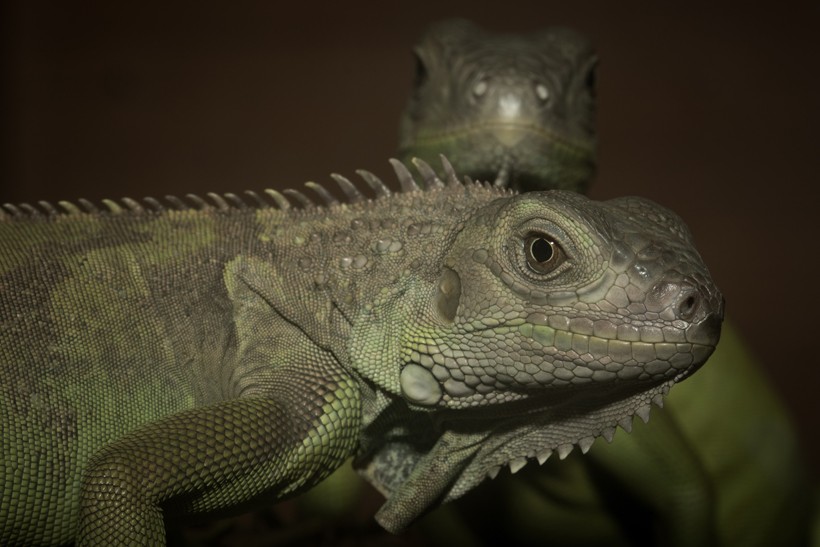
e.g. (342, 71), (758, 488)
(398, 19), (815, 546)
(0, 159), (722, 545)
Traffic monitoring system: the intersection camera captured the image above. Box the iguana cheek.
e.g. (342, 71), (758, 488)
(399, 363), (443, 406)
(434, 267), (461, 323)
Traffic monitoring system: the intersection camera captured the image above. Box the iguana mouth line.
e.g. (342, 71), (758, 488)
(463, 319), (716, 348)
(415, 321), (717, 406)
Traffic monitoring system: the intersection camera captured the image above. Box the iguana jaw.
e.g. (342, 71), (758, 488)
(465, 377), (676, 484)
(364, 295), (720, 532)
(356, 308), (720, 524)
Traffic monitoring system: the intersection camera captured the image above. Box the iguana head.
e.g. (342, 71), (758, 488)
(350, 166), (723, 531)
(397, 18), (597, 192)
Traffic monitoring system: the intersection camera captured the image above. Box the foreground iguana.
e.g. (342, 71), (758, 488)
(0, 158), (723, 545)
(398, 18), (815, 546)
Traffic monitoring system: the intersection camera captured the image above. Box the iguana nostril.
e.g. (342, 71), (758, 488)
(646, 280), (706, 321)
(678, 294), (699, 321)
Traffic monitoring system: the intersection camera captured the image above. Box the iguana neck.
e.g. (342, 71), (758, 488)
(397, 18), (597, 192)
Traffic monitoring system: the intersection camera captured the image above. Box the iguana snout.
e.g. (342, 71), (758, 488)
(647, 276), (724, 336)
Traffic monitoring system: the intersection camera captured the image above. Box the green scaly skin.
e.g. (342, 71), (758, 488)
(399, 18), (816, 547)
(1, 159), (723, 545)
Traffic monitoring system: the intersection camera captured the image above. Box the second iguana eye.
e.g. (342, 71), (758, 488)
(525, 233), (565, 274)
(472, 79), (488, 98)
(534, 82), (550, 102)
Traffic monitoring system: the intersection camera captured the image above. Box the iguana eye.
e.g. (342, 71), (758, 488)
(525, 233), (565, 274)
(535, 82), (550, 102)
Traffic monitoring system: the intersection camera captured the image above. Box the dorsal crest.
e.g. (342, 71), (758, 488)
(0, 156), (499, 221)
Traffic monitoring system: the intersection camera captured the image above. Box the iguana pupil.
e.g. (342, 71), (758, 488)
(526, 234), (558, 271)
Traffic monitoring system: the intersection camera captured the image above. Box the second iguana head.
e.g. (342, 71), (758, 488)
(398, 18), (597, 192)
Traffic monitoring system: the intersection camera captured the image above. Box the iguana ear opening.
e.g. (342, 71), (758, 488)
(434, 267), (461, 323)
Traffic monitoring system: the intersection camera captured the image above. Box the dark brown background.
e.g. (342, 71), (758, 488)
(2, 1), (817, 471)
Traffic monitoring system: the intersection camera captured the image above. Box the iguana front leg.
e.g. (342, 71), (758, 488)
(75, 255), (362, 546)
(374, 429), (485, 532)
(78, 382), (358, 545)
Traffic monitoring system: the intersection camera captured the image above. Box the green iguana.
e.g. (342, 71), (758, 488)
(398, 18), (815, 546)
(0, 158), (723, 545)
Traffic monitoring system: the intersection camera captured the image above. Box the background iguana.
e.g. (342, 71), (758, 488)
(397, 20), (596, 193)
(398, 18), (816, 546)
(0, 158), (723, 545)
